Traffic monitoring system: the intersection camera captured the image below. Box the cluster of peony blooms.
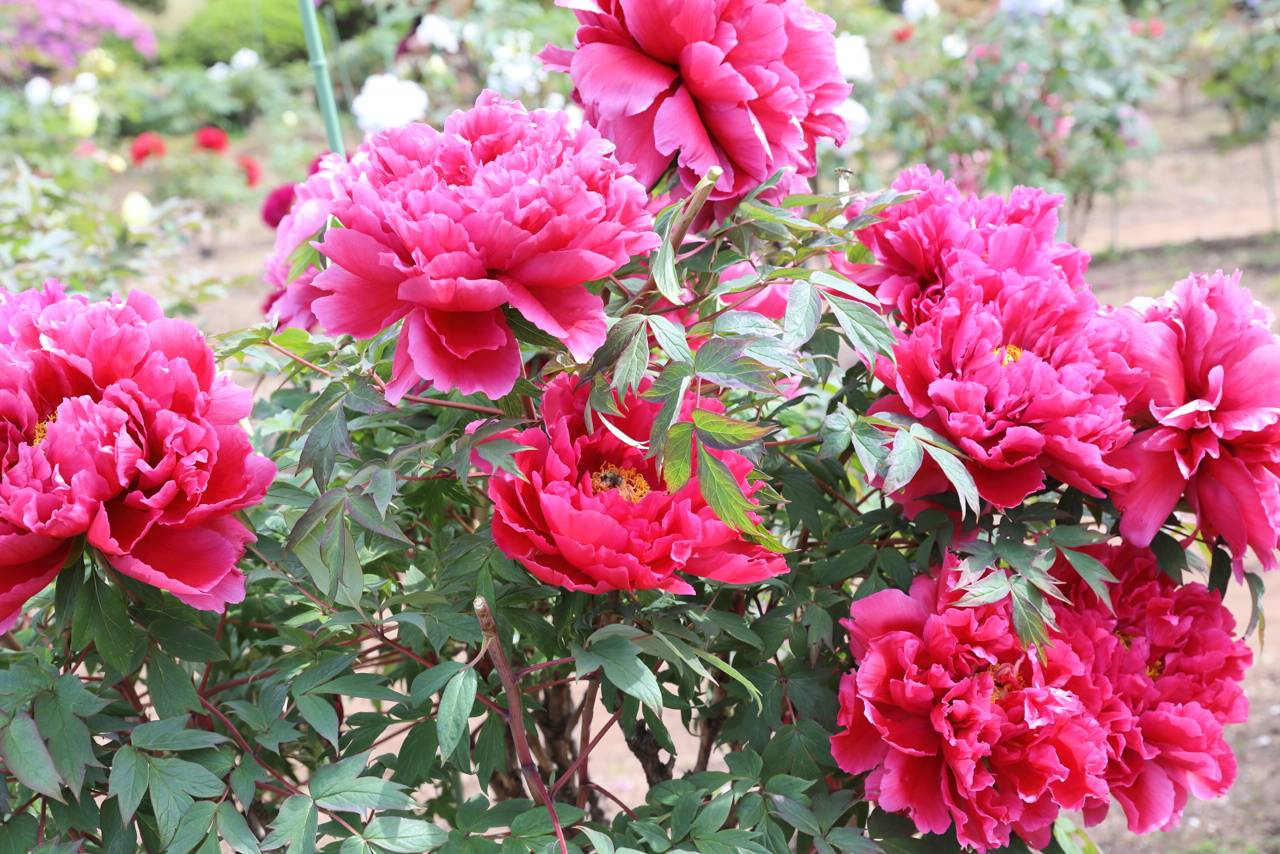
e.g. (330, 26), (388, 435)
(830, 166), (1276, 849)
(832, 546), (1250, 852)
(0, 282), (274, 629)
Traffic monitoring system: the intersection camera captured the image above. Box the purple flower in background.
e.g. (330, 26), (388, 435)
(0, 0), (156, 76)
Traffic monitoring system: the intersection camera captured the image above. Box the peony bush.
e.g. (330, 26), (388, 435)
(0, 1), (1273, 853)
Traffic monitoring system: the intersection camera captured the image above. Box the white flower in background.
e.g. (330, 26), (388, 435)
(66, 94), (99, 137)
(83, 48), (117, 76)
(486, 31), (545, 97)
(564, 104), (585, 128)
(837, 98), (871, 140)
(282, 110), (299, 127)
(426, 54), (449, 76)
(1000, 0), (1066, 14)
(23, 76), (52, 106)
(73, 71), (98, 93)
(50, 85), (73, 107)
(121, 192), (153, 232)
(834, 33), (873, 83)
(207, 62), (231, 82)
(545, 91), (567, 111)
(352, 73), (429, 133)
(230, 48), (260, 71)
(941, 33), (969, 59)
(416, 14), (460, 53)
(105, 153), (127, 173)
(902, 0), (940, 23)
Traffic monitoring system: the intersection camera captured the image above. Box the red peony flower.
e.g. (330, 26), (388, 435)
(308, 92), (657, 401)
(238, 154), (262, 187)
(541, 0), (850, 221)
(129, 131), (166, 164)
(1110, 271), (1280, 570)
(892, 24), (914, 42)
(0, 281), (275, 627)
(830, 559), (1110, 852)
(479, 373), (788, 594)
(193, 126), (229, 153)
(1047, 544), (1251, 834)
(260, 182), (296, 229)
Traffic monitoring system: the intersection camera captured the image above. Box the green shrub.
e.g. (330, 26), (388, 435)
(164, 0), (372, 67)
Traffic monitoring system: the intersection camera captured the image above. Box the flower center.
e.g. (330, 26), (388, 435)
(31, 414), (55, 446)
(1147, 658), (1165, 679)
(591, 463), (650, 503)
(993, 344), (1024, 366)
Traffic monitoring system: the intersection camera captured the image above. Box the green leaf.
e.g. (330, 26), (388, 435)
(919, 441), (980, 519)
(149, 617), (228, 662)
(692, 409), (771, 451)
(850, 419), (889, 477)
(89, 572), (140, 676)
(662, 422), (695, 492)
(953, 569), (1012, 608)
(148, 652), (203, 718)
(260, 795), (317, 854)
(34, 693), (96, 792)
(1150, 531), (1187, 584)
(826, 294), (896, 359)
(1244, 571), (1266, 639)
(696, 442), (785, 552)
(361, 817), (448, 853)
(615, 324), (651, 395)
(1209, 545), (1232, 597)
(109, 746), (148, 825)
(648, 315), (692, 364)
(130, 717), (228, 752)
(409, 661), (466, 708)
(783, 279), (821, 348)
(881, 431), (923, 496)
(573, 635), (662, 712)
(2, 711), (62, 799)
(310, 754), (414, 813)
(652, 223), (683, 306)
(145, 756), (224, 844)
(436, 668), (478, 761)
(1059, 549), (1119, 613)
(294, 694), (340, 752)
(217, 801), (262, 854)
(167, 800), (217, 854)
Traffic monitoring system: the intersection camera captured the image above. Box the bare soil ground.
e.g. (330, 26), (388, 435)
(177, 91), (1280, 852)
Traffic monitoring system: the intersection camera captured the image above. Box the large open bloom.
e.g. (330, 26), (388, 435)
(831, 560), (1110, 852)
(541, 0), (850, 219)
(1110, 271), (1280, 569)
(308, 91), (657, 401)
(0, 282), (274, 628)
(480, 373), (787, 593)
(1048, 544), (1250, 834)
(881, 268), (1134, 508)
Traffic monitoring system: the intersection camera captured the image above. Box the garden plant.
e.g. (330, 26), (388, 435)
(0, 1), (1274, 854)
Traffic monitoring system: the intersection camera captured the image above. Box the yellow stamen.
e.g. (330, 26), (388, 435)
(591, 463), (651, 503)
(994, 344), (1024, 366)
(1147, 659), (1165, 679)
(32, 414), (54, 446)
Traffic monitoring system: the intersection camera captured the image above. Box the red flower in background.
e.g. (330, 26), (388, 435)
(0, 281), (275, 628)
(129, 131), (166, 164)
(892, 25), (914, 42)
(541, 0), (850, 221)
(260, 183), (296, 228)
(480, 373), (788, 594)
(238, 154), (262, 187)
(194, 126), (229, 152)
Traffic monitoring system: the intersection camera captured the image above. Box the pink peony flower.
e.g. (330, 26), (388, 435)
(194, 126), (229, 153)
(480, 373), (787, 594)
(881, 268), (1134, 508)
(541, 0), (850, 220)
(260, 183), (296, 229)
(1047, 544), (1250, 834)
(1110, 271), (1280, 570)
(834, 166), (1089, 329)
(0, 282), (275, 627)
(830, 559), (1110, 852)
(307, 92), (657, 401)
(262, 152), (351, 331)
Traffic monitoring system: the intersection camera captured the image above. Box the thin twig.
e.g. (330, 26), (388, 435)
(474, 597), (568, 854)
